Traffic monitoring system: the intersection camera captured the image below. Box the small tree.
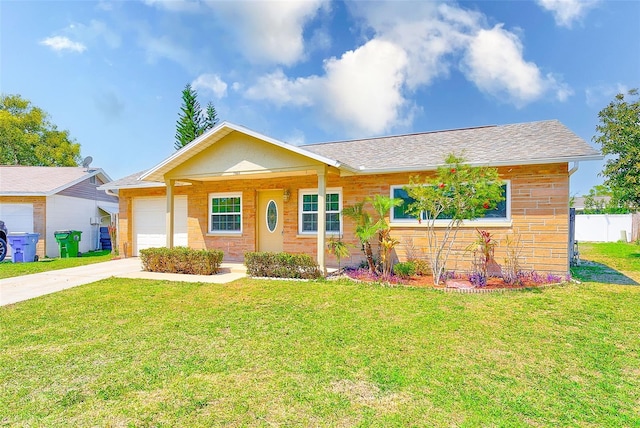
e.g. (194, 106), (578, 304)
(593, 88), (640, 210)
(343, 195), (402, 277)
(370, 194), (403, 277)
(343, 200), (378, 273)
(405, 154), (504, 285)
(582, 184), (632, 214)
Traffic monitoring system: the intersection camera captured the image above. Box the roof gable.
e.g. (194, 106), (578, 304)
(142, 122), (346, 182)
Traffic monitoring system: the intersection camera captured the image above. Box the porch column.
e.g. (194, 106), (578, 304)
(317, 166), (327, 275)
(166, 179), (175, 249)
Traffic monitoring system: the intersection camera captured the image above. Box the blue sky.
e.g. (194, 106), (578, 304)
(2, 0), (638, 195)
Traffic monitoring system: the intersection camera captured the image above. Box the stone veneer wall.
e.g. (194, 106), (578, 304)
(118, 162), (570, 275)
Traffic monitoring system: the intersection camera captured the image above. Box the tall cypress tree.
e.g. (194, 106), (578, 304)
(204, 101), (219, 131)
(175, 84), (204, 150)
(175, 84), (220, 150)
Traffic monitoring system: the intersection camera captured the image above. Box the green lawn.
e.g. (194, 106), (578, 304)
(572, 241), (640, 285)
(0, 250), (113, 279)
(2, 248), (640, 427)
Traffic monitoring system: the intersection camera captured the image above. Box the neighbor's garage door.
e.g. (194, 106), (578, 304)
(132, 196), (188, 256)
(0, 203), (34, 257)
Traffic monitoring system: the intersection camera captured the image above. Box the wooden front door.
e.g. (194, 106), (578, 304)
(257, 190), (284, 253)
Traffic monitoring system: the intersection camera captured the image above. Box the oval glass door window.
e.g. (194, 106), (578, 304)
(266, 200), (278, 233)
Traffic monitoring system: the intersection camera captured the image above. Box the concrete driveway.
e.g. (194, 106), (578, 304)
(0, 258), (247, 306)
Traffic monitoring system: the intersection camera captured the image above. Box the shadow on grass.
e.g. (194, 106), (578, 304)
(571, 260), (639, 285)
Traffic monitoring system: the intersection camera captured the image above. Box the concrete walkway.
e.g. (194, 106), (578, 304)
(0, 258), (247, 306)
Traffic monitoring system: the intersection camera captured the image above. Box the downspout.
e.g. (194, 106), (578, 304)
(568, 161), (579, 176)
(568, 161), (579, 270)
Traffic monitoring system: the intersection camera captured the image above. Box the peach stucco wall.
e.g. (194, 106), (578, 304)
(118, 162), (571, 275)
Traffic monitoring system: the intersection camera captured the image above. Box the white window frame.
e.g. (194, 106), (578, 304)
(208, 192), (243, 234)
(389, 181), (511, 226)
(298, 187), (343, 235)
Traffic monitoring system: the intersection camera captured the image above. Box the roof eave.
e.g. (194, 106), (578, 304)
(0, 192), (47, 197)
(98, 181), (166, 191)
(354, 154), (604, 175)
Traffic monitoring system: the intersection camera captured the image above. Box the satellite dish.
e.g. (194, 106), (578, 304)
(82, 156), (93, 168)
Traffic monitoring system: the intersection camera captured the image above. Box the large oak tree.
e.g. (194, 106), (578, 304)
(593, 89), (640, 209)
(0, 94), (81, 166)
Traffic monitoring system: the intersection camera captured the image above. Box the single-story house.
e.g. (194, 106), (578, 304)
(101, 120), (601, 276)
(0, 166), (119, 258)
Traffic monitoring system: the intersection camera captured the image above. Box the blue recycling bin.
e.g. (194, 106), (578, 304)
(7, 232), (40, 263)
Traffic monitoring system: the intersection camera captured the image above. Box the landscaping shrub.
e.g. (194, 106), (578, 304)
(408, 258), (431, 276)
(393, 261), (416, 279)
(244, 252), (322, 279)
(140, 247), (223, 275)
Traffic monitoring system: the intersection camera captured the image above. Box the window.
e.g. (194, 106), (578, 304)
(299, 188), (342, 234)
(390, 182), (510, 223)
(209, 192), (242, 233)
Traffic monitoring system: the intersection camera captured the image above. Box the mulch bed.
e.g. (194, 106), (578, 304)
(341, 272), (564, 293)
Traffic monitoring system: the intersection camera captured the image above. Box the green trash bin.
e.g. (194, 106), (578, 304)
(54, 230), (82, 258)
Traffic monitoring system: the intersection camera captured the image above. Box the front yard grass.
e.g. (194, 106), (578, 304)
(0, 250), (113, 279)
(1, 272), (639, 426)
(573, 241), (640, 284)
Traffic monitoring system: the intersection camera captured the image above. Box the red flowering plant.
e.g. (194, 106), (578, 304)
(404, 153), (504, 285)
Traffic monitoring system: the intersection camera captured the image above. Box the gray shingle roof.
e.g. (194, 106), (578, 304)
(98, 170), (161, 190)
(104, 120), (602, 189)
(0, 166), (110, 195)
(303, 120), (601, 171)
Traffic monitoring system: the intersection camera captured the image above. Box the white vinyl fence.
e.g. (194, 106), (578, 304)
(575, 213), (639, 242)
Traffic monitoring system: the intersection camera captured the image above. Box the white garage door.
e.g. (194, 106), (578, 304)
(132, 196), (188, 256)
(0, 203), (34, 257)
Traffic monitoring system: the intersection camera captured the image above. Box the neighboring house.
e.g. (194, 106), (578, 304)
(0, 166), (119, 258)
(573, 196), (611, 212)
(100, 120), (601, 276)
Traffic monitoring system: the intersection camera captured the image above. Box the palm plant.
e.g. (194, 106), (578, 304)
(343, 195), (403, 276)
(342, 201), (378, 273)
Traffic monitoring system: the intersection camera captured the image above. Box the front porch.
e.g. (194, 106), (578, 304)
(135, 123), (357, 273)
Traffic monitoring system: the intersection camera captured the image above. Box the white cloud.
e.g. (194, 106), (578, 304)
(245, 69), (319, 107)
(246, 1), (573, 134)
(536, 0), (599, 28)
(462, 25), (570, 106)
(349, 1), (569, 106)
(462, 25), (544, 106)
(192, 74), (228, 99)
(207, 0), (328, 66)
(40, 36), (86, 53)
(246, 39), (408, 136)
(348, 2), (478, 89)
(321, 39), (408, 135)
